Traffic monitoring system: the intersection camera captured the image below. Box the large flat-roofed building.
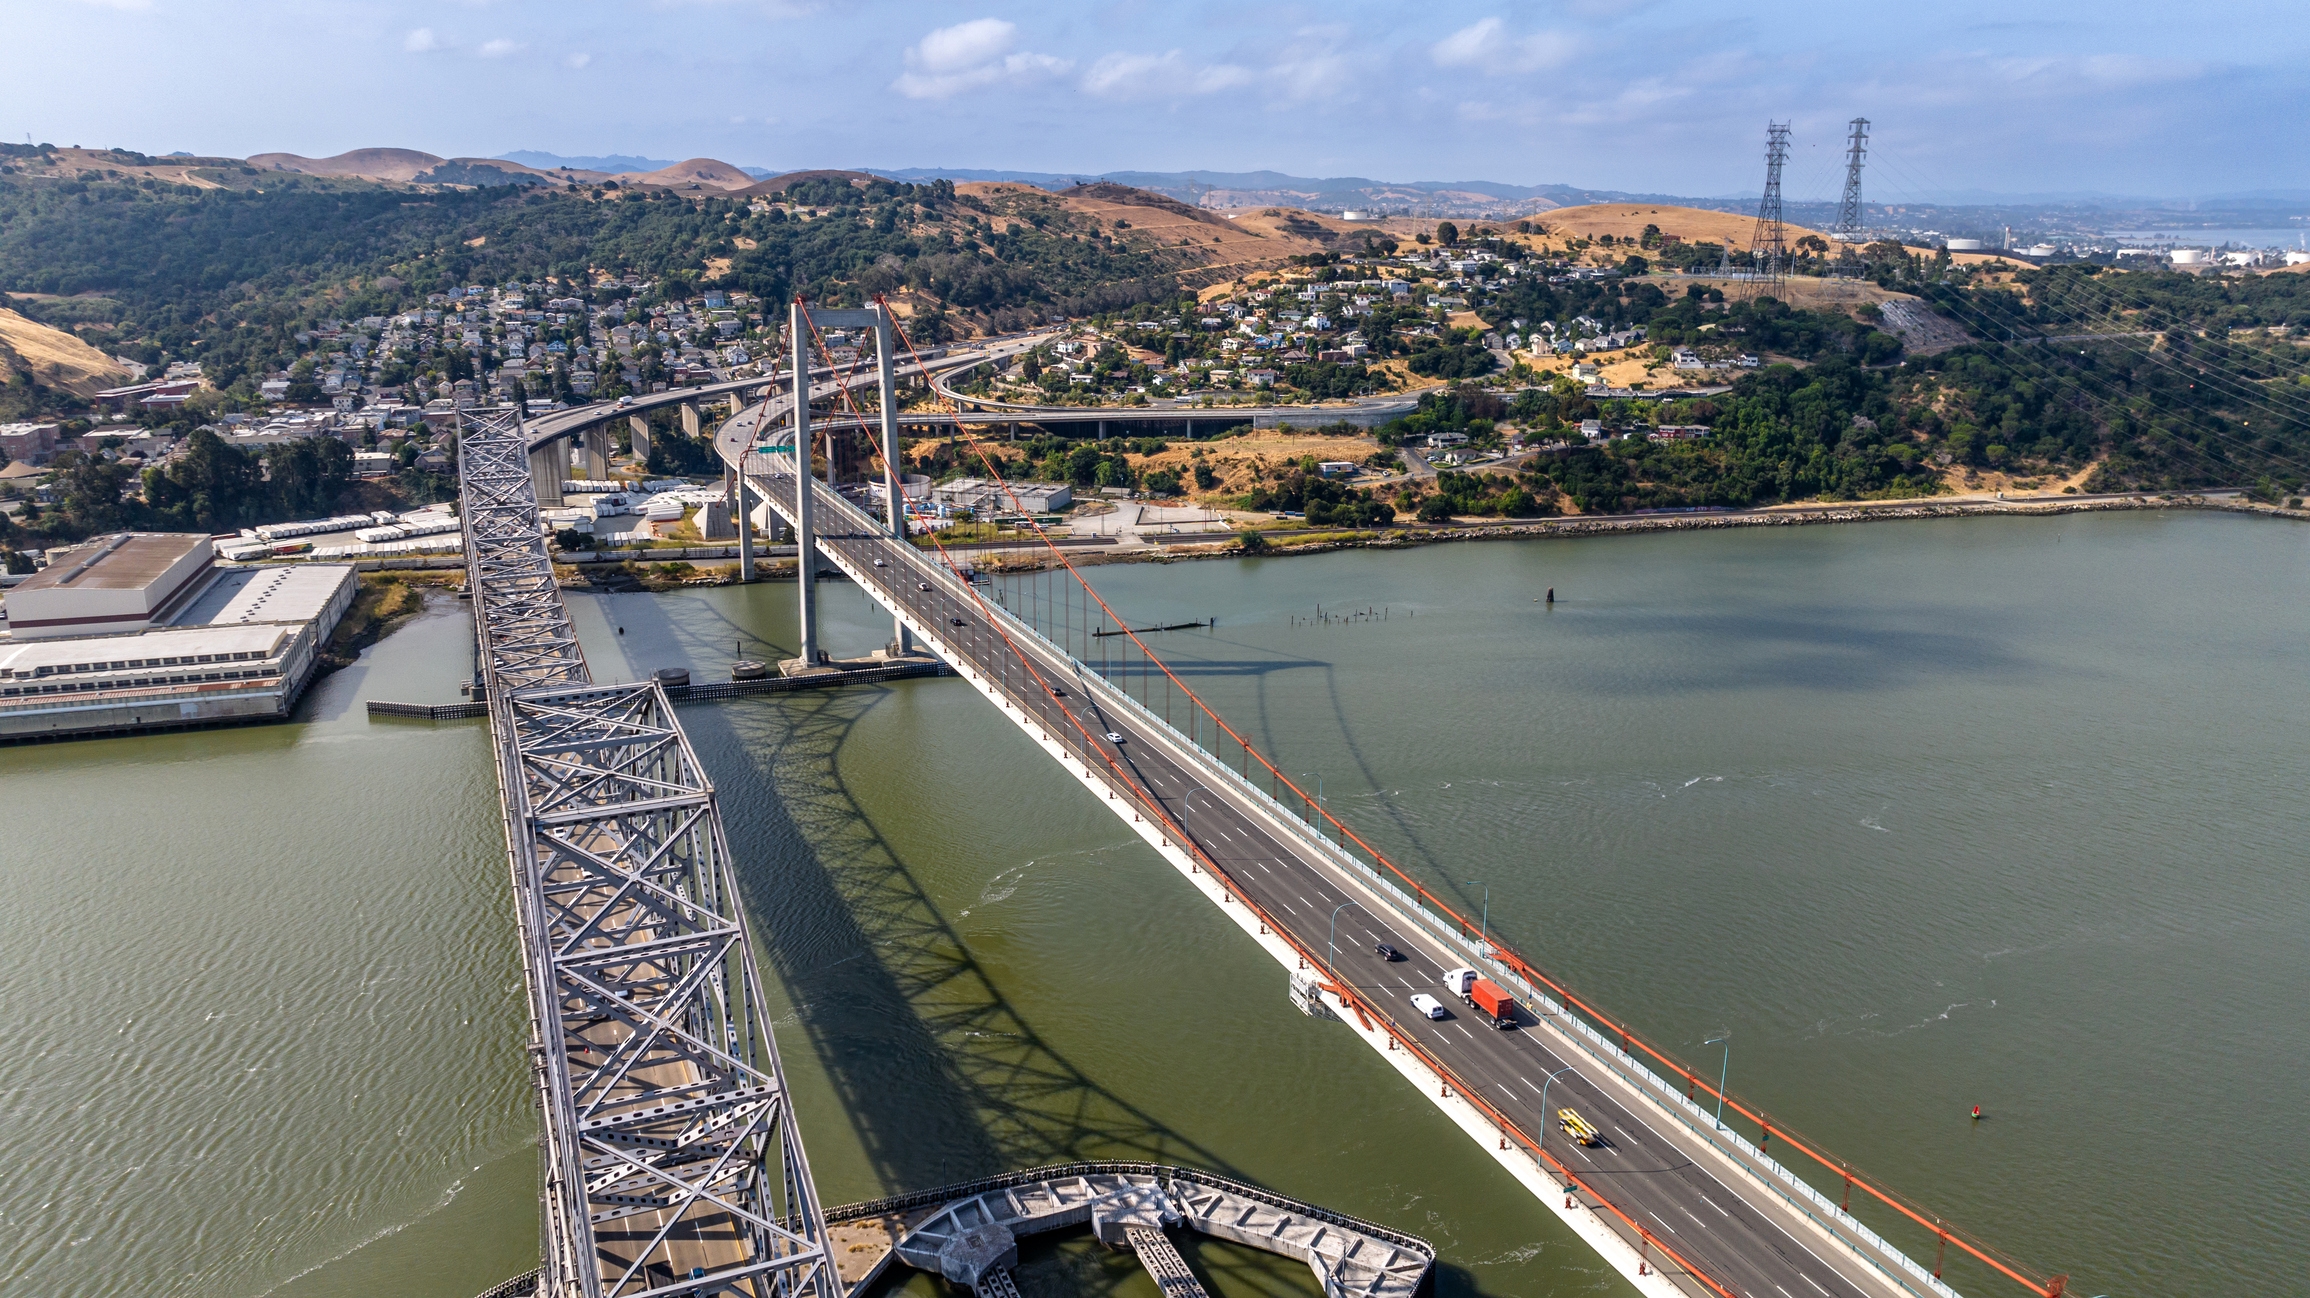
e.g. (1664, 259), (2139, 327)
(931, 478), (1072, 514)
(0, 562), (357, 742)
(172, 564), (358, 631)
(5, 533), (219, 640)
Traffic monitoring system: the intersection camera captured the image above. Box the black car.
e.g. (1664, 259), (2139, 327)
(1375, 942), (1402, 962)
(950, 617), (967, 627)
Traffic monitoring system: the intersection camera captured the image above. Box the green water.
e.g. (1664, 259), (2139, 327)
(3, 510), (2303, 1298)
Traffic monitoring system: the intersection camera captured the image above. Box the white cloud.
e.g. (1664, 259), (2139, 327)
(404, 27), (440, 53)
(1081, 50), (1253, 100)
(478, 38), (523, 58)
(565, 52), (592, 69)
(1432, 18), (1576, 74)
(893, 18), (1070, 99)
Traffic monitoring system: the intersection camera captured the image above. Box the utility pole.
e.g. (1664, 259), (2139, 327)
(1746, 122), (1791, 301)
(1834, 117), (1870, 274)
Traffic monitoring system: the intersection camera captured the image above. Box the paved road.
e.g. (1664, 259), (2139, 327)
(738, 463), (1919, 1298)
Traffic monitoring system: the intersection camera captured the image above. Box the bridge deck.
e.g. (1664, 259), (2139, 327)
(460, 408), (836, 1298)
(736, 450), (1960, 1298)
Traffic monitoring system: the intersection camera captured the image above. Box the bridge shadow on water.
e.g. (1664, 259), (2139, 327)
(674, 684), (1239, 1198)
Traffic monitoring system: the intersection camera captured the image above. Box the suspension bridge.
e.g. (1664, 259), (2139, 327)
(457, 299), (2070, 1298)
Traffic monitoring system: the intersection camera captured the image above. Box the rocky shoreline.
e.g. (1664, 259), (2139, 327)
(1021, 491), (2292, 569)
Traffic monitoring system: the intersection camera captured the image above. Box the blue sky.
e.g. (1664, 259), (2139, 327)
(9, 0), (2306, 199)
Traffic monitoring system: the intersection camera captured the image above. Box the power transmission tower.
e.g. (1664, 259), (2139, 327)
(1835, 117), (1869, 241)
(1834, 117), (1870, 278)
(1746, 122), (1791, 301)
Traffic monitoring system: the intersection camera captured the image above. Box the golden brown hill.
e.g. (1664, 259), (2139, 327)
(245, 149), (604, 186)
(968, 184), (1342, 289)
(247, 148), (445, 182)
(624, 158), (757, 190)
(0, 308), (131, 398)
(1537, 203), (1828, 247)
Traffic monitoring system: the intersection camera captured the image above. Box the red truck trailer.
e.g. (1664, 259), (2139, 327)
(1466, 978), (1518, 1028)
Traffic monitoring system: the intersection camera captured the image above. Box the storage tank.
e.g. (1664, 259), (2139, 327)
(2169, 249), (2205, 265)
(1944, 239), (1984, 252)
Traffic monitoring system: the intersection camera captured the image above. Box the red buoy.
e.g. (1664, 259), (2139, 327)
(1971, 1105), (1982, 1120)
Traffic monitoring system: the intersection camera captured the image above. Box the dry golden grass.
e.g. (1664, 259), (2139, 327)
(1538, 203), (1827, 247)
(0, 308), (129, 397)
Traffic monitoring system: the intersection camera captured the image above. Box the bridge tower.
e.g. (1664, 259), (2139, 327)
(786, 298), (911, 664)
(1746, 122), (1791, 301)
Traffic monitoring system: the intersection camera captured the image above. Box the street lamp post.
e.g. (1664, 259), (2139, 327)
(1704, 1033), (1731, 1131)
(1327, 900), (1363, 977)
(1299, 771), (1325, 841)
(1464, 880), (1490, 955)
(1536, 1064), (1576, 1171)
(1181, 785), (1212, 854)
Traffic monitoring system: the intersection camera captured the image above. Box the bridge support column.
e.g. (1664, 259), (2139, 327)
(681, 401), (701, 438)
(731, 463), (754, 581)
(874, 302), (912, 654)
(790, 299), (820, 664)
(580, 425), (609, 480)
(530, 443), (564, 507)
(628, 414), (651, 464)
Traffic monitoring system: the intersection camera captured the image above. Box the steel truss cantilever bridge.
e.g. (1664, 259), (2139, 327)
(459, 300), (2069, 1298)
(461, 407), (834, 1298)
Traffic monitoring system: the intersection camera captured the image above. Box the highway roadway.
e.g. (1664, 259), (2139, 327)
(735, 459), (1923, 1298)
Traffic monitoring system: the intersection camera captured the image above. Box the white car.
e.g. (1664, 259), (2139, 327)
(1410, 993), (1446, 1020)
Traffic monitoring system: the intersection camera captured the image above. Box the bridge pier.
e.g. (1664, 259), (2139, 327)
(579, 424), (610, 480)
(730, 463), (755, 581)
(790, 299), (821, 663)
(528, 442), (564, 507)
(681, 400), (701, 438)
(627, 413), (650, 464)
(874, 304), (911, 654)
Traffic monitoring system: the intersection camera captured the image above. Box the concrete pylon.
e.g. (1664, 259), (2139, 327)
(790, 299), (820, 666)
(628, 414), (651, 463)
(530, 442), (564, 507)
(681, 402), (701, 437)
(873, 301), (911, 654)
(581, 425), (609, 479)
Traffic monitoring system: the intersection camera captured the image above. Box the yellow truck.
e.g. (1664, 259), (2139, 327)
(1557, 1108), (1603, 1147)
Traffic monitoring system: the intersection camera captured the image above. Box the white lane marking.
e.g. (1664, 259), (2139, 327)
(1700, 1194), (1730, 1218)
(1777, 1287), (1795, 1298)
(1455, 1025), (1475, 1041)
(1680, 1206), (1707, 1229)
(1801, 1276), (1831, 1297)
(1649, 1211), (1676, 1235)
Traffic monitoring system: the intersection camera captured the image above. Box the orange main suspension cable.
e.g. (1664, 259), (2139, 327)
(877, 312), (2053, 1297)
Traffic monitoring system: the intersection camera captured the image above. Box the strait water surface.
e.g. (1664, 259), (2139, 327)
(2, 510), (2302, 1298)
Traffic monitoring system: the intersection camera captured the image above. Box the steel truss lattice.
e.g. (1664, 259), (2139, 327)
(460, 408), (834, 1298)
